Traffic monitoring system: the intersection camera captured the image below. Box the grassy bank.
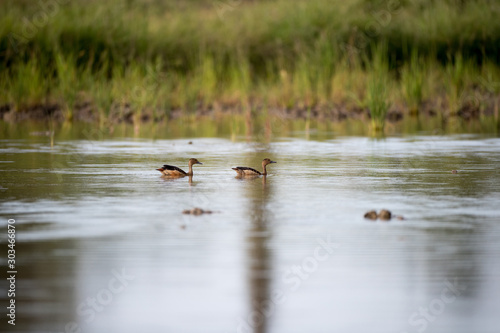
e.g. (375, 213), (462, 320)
(1, 0), (499, 128)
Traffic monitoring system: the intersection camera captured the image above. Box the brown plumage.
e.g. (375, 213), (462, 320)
(232, 158), (276, 176)
(156, 158), (202, 177)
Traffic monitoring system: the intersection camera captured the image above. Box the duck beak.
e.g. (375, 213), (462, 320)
(197, 161), (203, 165)
(270, 161), (277, 164)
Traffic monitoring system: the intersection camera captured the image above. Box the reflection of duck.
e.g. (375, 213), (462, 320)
(156, 158), (202, 177)
(232, 158), (276, 176)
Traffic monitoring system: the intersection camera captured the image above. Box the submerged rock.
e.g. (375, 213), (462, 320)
(364, 209), (403, 221)
(364, 210), (378, 220)
(378, 209), (392, 221)
(182, 207), (214, 215)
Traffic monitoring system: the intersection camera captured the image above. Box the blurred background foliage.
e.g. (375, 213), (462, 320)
(0, 0), (499, 124)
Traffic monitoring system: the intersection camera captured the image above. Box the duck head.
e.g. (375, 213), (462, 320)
(189, 158), (203, 166)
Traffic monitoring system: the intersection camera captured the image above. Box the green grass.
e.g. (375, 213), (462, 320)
(1, 0), (500, 130)
(366, 44), (390, 132)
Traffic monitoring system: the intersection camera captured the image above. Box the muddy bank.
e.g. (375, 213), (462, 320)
(0, 97), (498, 124)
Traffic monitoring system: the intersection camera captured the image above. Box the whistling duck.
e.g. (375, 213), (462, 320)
(156, 158), (202, 176)
(232, 158), (276, 176)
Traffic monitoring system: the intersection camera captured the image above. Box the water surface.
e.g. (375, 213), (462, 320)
(1, 129), (500, 333)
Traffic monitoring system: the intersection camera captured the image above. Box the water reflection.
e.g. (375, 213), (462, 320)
(1, 133), (499, 333)
(243, 174), (273, 333)
(160, 174), (195, 185)
(15, 239), (79, 332)
(418, 227), (479, 297)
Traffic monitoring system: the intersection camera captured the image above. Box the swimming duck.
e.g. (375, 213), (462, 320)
(156, 158), (202, 176)
(232, 158), (276, 176)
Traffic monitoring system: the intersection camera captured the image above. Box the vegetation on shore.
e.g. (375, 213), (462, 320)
(1, 0), (499, 129)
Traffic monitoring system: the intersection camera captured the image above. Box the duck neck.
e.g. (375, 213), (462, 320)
(187, 163), (193, 175)
(262, 163), (267, 175)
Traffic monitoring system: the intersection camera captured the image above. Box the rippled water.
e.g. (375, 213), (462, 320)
(1, 130), (500, 333)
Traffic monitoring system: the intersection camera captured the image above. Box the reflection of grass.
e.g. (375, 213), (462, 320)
(0, 0), (499, 122)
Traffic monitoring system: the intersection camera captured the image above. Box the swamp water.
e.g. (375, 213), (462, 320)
(1, 120), (500, 333)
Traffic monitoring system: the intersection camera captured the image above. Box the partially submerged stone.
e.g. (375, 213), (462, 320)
(364, 210), (378, 220)
(378, 209), (392, 221)
(182, 207), (214, 215)
(364, 209), (403, 221)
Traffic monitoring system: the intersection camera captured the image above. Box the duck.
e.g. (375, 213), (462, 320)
(156, 158), (202, 177)
(232, 158), (276, 176)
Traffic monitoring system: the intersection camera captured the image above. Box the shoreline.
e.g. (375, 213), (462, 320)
(1, 96), (498, 124)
